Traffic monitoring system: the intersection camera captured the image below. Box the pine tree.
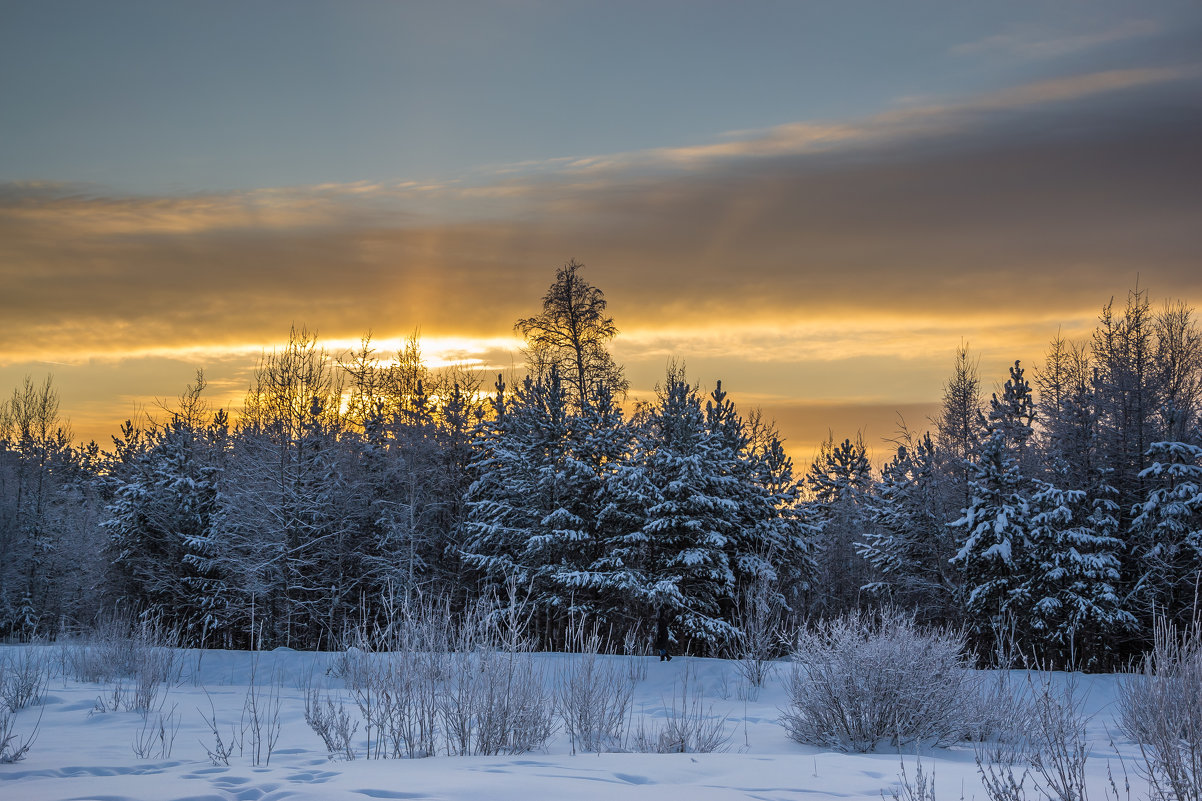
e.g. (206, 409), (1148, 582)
(804, 434), (874, 617)
(104, 376), (228, 641)
(1132, 441), (1202, 628)
(952, 360), (1036, 651)
(600, 365), (740, 649)
(1025, 480), (1131, 667)
(861, 430), (960, 622)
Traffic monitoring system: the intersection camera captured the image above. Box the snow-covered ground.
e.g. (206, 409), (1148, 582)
(0, 645), (1149, 801)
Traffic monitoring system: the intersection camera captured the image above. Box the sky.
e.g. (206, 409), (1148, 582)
(2, 0), (1201, 462)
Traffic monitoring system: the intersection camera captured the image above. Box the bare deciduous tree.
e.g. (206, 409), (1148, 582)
(516, 259), (628, 412)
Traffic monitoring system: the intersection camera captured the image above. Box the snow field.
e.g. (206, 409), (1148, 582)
(0, 643), (1163, 801)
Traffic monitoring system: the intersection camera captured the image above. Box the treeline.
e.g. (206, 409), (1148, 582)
(1, 263), (1200, 667)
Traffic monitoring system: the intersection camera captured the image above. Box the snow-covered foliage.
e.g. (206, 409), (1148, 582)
(1132, 441), (1202, 628)
(3, 281), (1202, 669)
(1119, 619), (1202, 801)
(803, 434), (875, 616)
(952, 361), (1038, 649)
(780, 608), (973, 752)
(861, 430), (960, 621)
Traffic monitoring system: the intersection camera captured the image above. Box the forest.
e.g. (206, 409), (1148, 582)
(1, 262), (1199, 669)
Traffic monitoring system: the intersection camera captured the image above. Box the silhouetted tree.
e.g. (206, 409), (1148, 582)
(516, 259), (628, 412)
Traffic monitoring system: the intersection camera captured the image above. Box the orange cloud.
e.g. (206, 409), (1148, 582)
(2, 67), (1199, 453)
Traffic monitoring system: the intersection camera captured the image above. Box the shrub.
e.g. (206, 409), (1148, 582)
(555, 625), (633, 754)
(779, 608), (972, 752)
(0, 707), (39, 763)
(304, 687), (358, 761)
(61, 612), (184, 688)
(1, 645), (51, 712)
(631, 662), (730, 754)
(335, 590), (554, 760)
(731, 579), (784, 700)
(962, 669), (1034, 755)
(1118, 619), (1202, 801)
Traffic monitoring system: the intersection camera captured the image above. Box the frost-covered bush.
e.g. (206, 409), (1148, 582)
(780, 608), (972, 752)
(1025, 674), (1092, 801)
(0, 707), (38, 763)
(304, 687), (358, 761)
(1, 645), (51, 712)
(1119, 620), (1202, 801)
(333, 591), (554, 760)
(631, 662), (730, 754)
(556, 626), (633, 753)
(972, 671), (1095, 801)
(61, 612), (184, 688)
(962, 669), (1035, 761)
(0, 648), (45, 762)
(731, 578), (784, 700)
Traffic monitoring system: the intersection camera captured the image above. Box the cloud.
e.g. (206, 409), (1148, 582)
(476, 64), (1196, 180)
(952, 19), (1161, 60)
(2, 64), (1200, 456)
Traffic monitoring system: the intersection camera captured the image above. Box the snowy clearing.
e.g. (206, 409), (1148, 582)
(0, 645), (1155, 801)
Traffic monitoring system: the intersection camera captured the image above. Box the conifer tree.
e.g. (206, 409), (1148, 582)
(936, 343), (984, 513)
(861, 430), (960, 622)
(804, 434), (874, 616)
(952, 360), (1036, 650)
(1132, 441), (1202, 628)
(105, 374), (228, 641)
(462, 367), (603, 643)
(602, 365), (739, 649)
(743, 411), (811, 616)
(1024, 480), (1130, 666)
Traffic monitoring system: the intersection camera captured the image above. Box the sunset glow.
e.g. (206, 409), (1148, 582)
(2, 1), (1200, 463)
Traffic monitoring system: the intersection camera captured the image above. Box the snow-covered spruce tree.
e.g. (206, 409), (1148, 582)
(599, 364), (740, 650)
(860, 430), (961, 624)
(803, 434), (874, 617)
(704, 384), (793, 617)
(550, 379), (635, 628)
(743, 410), (812, 619)
(1024, 480), (1131, 667)
(952, 360), (1037, 655)
(462, 367), (610, 646)
(104, 373), (229, 642)
(1132, 441), (1202, 629)
(1030, 338), (1133, 665)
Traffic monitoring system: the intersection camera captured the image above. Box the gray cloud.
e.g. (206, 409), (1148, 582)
(2, 67), (1200, 369)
